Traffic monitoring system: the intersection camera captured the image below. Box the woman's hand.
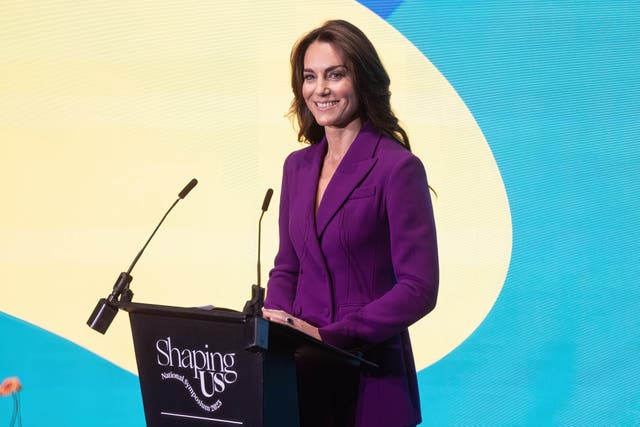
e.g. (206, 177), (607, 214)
(262, 308), (321, 341)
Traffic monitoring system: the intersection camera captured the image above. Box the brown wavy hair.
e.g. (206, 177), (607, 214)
(289, 19), (411, 151)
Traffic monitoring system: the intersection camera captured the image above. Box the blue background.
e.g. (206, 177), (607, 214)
(2, 2), (639, 425)
(368, 2), (640, 425)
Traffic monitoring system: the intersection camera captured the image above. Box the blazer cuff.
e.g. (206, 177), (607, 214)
(318, 322), (359, 350)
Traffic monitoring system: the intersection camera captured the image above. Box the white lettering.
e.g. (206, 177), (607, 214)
(155, 337), (239, 396)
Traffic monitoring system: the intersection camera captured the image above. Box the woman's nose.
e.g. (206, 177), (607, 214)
(315, 79), (330, 96)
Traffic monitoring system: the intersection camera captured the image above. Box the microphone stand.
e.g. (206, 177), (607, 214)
(243, 189), (273, 316)
(86, 179), (198, 334)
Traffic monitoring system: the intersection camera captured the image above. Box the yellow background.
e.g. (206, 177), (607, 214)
(0, 0), (511, 372)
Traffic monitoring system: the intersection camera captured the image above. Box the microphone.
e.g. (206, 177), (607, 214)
(261, 188), (273, 212)
(243, 188), (274, 316)
(87, 178), (198, 334)
(179, 178), (198, 199)
(257, 188), (274, 288)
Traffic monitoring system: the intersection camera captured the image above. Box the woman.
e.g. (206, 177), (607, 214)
(262, 19), (438, 427)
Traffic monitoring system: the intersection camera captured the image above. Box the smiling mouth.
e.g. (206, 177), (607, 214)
(315, 101), (339, 108)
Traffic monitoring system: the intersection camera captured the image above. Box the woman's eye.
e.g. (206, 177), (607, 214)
(328, 72), (344, 80)
(303, 74), (315, 81)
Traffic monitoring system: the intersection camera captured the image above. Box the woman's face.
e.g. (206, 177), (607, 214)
(302, 41), (360, 130)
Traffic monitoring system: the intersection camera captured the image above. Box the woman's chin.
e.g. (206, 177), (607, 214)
(313, 115), (361, 131)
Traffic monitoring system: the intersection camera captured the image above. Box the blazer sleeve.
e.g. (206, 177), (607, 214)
(263, 154), (299, 313)
(318, 154), (439, 349)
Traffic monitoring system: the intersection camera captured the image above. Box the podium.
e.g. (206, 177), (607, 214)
(116, 302), (375, 427)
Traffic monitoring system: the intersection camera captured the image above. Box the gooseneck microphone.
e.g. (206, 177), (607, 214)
(243, 188), (274, 316)
(257, 188), (273, 288)
(87, 178), (198, 334)
(126, 178), (198, 276)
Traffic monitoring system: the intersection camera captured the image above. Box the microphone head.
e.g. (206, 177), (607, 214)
(178, 178), (198, 199)
(261, 188), (274, 211)
(87, 298), (118, 334)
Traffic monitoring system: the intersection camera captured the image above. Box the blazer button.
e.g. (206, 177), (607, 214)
(322, 307), (330, 317)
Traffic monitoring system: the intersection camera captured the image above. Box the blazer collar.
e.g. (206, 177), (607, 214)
(310, 121), (380, 237)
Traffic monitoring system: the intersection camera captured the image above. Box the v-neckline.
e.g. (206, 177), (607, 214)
(315, 152), (344, 216)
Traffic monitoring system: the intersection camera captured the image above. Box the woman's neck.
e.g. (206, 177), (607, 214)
(324, 118), (362, 162)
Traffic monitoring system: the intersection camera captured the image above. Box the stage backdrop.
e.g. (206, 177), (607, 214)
(0, 1), (637, 425)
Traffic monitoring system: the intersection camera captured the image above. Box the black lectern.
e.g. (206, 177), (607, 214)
(116, 302), (374, 427)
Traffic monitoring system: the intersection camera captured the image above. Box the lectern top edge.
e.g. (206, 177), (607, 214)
(117, 301), (378, 370)
(116, 301), (246, 323)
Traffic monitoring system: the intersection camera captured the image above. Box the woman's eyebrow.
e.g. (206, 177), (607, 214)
(325, 65), (347, 72)
(303, 64), (347, 73)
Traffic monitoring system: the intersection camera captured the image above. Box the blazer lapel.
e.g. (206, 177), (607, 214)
(316, 122), (380, 237)
(300, 140), (326, 220)
(296, 139), (328, 268)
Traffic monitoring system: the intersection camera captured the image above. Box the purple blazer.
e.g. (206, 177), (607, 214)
(265, 122), (439, 427)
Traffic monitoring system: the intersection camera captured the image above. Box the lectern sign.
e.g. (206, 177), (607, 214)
(155, 336), (238, 412)
(129, 311), (263, 426)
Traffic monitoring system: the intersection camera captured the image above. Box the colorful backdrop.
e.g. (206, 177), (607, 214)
(1, 1), (638, 425)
